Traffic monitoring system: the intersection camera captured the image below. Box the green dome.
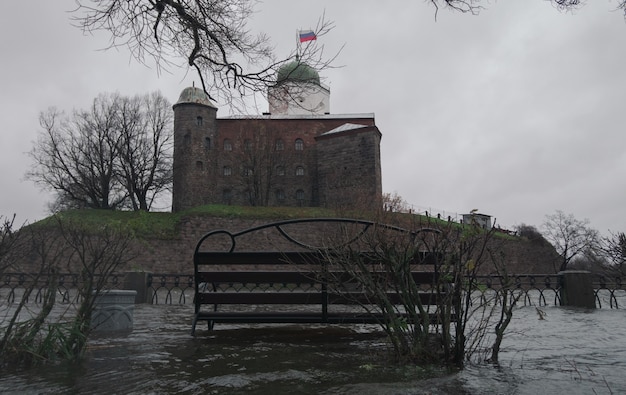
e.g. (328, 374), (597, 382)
(276, 61), (320, 85)
(175, 86), (215, 107)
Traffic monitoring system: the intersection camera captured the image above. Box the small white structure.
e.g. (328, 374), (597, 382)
(462, 213), (492, 229)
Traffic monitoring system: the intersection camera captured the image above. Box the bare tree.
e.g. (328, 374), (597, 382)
(428, 0), (483, 16)
(27, 95), (126, 210)
(382, 192), (410, 213)
(0, 215), (19, 272)
(116, 92), (173, 211)
(427, 1), (626, 18)
(70, 0), (626, 112)
(0, 216), (134, 366)
(601, 231), (626, 271)
(515, 223), (551, 246)
(542, 210), (600, 272)
(219, 125), (297, 207)
(72, 1), (338, 110)
(57, 218), (135, 358)
(27, 92), (173, 212)
(319, 217), (520, 366)
(239, 130), (290, 207)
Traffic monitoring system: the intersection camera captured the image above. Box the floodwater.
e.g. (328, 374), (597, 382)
(1, 293), (626, 394)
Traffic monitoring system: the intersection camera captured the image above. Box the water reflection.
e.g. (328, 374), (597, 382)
(1, 301), (625, 394)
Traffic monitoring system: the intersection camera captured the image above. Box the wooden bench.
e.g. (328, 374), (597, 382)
(191, 218), (450, 335)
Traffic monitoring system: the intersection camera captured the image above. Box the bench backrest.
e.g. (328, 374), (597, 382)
(193, 218), (443, 299)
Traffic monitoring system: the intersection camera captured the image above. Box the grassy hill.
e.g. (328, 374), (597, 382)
(18, 205), (554, 274)
(33, 205), (340, 238)
(35, 205), (462, 239)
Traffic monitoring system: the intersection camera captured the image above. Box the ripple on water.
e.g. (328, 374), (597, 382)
(2, 303), (626, 394)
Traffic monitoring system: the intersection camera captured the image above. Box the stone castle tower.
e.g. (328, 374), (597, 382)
(171, 87), (218, 212)
(172, 62), (382, 212)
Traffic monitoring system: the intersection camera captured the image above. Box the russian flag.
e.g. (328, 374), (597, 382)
(299, 30), (317, 43)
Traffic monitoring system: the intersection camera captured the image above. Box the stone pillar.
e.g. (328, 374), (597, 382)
(91, 290), (137, 332)
(559, 270), (596, 308)
(123, 272), (153, 304)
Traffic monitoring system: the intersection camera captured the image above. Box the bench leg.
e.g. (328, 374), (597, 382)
(192, 316), (215, 335)
(191, 316), (198, 336)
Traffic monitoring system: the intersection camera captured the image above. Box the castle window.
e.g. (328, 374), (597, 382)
(196, 161), (203, 170)
(243, 166), (253, 176)
(196, 116), (203, 126)
(275, 189), (285, 202)
(295, 166), (305, 176)
(223, 166), (232, 176)
(222, 189), (232, 204)
(204, 137), (211, 150)
(223, 139), (232, 151)
(296, 189), (305, 205)
(184, 133), (191, 146)
(244, 139), (252, 151)
(275, 139), (284, 151)
(295, 138), (304, 151)
(276, 166), (285, 176)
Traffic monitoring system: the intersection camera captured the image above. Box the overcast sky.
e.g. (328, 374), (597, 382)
(1, 1), (625, 235)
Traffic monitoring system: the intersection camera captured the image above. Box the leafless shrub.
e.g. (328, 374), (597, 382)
(0, 216), (135, 368)
(317, 215), (520, 366)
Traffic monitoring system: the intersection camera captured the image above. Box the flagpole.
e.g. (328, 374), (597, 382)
(296, 29), (300, 60)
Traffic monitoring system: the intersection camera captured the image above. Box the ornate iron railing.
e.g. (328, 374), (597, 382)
(0, 272), (124, 306)
(472, 274), (563, 307)
(593, 275), (625, 308)
(147, 273), (195, 305)
(1, 272), (625, 308)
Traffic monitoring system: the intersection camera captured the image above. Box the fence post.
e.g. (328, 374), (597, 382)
(558, 270), (596, 308)
(123, 272), (153, 304)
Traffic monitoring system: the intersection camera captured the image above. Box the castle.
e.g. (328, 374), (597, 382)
(171, 60), (383, 212)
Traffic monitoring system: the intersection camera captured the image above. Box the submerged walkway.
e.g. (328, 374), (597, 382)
(1, 303), (626, 394)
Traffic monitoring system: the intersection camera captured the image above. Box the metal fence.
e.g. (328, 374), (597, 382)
(1, 272), (625, 309)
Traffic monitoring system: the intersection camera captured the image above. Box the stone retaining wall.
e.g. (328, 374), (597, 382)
(127, 216), (559, 275)
(6, 215), (559, 275)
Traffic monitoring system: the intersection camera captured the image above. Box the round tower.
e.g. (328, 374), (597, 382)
(172, 86), (218, 212)
(268, 60), (330, 115)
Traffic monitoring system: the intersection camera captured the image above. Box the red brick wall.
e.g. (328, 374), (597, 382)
(172, 112), (380, 209)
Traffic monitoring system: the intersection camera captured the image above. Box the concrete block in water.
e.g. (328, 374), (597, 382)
(123, 272), (152, 304)
(91, 290), (137, 332)
(559, 270), (596, 309)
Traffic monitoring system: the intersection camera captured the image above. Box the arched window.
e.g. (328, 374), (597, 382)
(295, 138), (304, 151)
(223, 166), (232, 176)
(184, 133), (191, 145)
(295, 166), (305, 176)
(244, 139), (252, 151)
(276, 166), (285, 176)
(223, 139), (232, 151)
(204, 137), (211, 150)
(196, 161), (203, 170)
(275, 139), (284, 151)
(196, 116), (203, 126)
